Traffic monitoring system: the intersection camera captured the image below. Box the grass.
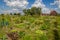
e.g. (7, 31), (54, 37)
(0, 15), (60, 40)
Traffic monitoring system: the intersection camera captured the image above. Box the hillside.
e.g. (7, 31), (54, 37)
(0, 15), (60, 40)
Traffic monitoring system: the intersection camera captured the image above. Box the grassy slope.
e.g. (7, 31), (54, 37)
(0, 15), (60, 40)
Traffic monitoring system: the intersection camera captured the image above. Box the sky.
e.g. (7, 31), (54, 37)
(0, 0), (60, 14)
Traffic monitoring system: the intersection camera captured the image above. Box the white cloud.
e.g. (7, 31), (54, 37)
(59, 4), (60, 8)
(4, 0), (29, 8)
(4, 0), (51, 14)
(50, 0), (60, 8)
(42, 8), (50, 14)
(3, 9), (19, 13)
(32, 0), (50, 13)
(4, 0), (29, 13)
(32, 0), (45, 8)
(54, 8), (60, 13)
(50, 0), (60, 13)
(50, 1), (58, 5)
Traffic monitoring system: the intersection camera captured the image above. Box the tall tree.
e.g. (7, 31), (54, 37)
(23, 9), (28, 15)
(37, 7), (41, 15)
(30, 7), (36, 15)
(23, 7), (41, 15)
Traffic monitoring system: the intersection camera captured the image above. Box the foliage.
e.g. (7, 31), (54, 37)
(19, 31), (25, 38)
(0, 14), (60, 40)
(23, 7), (41, 15)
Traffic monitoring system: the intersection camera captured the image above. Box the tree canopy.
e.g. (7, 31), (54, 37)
(23, 7), (41, 15)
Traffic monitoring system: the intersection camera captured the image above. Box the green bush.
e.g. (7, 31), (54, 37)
(19, 31), (25, 38)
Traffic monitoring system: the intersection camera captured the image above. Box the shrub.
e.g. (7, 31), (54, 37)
(19, 31), (25, 38)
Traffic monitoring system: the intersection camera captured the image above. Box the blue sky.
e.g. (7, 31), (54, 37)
(0, 0), (60, 14)
(27, 0), (56, 8)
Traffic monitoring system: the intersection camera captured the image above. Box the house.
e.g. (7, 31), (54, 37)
(50, 10), (57, 16)
(41, 10), (57, 16)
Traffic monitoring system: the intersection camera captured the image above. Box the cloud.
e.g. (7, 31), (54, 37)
(4, 0), (51, 14)
(50, 0), (60, 13)
(42, 8), (50, 14)
(50, 0), (60, 8)
(59, 5), (60, 8)
(3, 9), (19, 13)
(4, 0), (29, 13)
(3, 8), (24, 15)
(4, 0), (29, 8)
(32, 0), (50, 13)
(50, 1), (58, 5)
(32, 0), (45, 8)
(54, 7), (60, 13)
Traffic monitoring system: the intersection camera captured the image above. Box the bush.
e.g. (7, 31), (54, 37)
(19, 31), (25, 38)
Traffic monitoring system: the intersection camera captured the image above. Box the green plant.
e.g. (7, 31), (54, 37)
(19, 31), (25, 38)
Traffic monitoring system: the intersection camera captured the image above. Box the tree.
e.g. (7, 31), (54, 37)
(56, 13), (60, 16)
(23, 9), (28, 15)
(14, 13), (17, 15)
(17, 13), (21, 16)
(30, 7), (41, 15)
(23, 7), (41, 15)
(26, 9), (31, 15)
(30, 7), (37, 15)
(36, 7), (41, 15)
(10, 13), (12, 15)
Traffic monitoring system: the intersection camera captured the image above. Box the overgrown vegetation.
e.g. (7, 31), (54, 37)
(0, 7), (60, 40)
